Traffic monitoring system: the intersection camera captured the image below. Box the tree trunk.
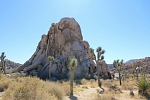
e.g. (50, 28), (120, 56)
(49, 61), (52, 79)
(119, 71), (121, 86)
(0, 67), (2, 74)
(70, 69), (74, 96)
(136, 70), (138, 80)
(97, 66), (102, 88)
(3, 61), (6, 74)
(98, 75), (102, 88)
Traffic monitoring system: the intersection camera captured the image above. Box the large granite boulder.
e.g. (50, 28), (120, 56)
(12, 17), (110, 80)
(96, 60), (111, 79)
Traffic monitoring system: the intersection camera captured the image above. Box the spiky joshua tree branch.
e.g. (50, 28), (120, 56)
(96, 47), (105, 88)
(113, 59), (123, 86)
(69, 58), (77, 96)
(47, 56), (54, 79)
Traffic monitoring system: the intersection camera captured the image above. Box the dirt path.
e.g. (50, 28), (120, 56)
(64, 86), (146, 100)
(64, 86), (98, 100)
(0, 92), (4, 100)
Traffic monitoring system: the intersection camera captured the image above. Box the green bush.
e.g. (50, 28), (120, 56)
(137, 76), (150, 95)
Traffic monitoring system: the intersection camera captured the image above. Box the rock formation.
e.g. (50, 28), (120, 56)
(97, 60), (111, 79)
(5, 59), (22, 70)
(11, 17), (110, 80)
(122, 57), (150, 73)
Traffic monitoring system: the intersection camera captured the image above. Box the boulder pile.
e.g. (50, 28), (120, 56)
(10, 17), (110, 80)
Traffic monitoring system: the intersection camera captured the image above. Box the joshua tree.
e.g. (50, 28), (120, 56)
(96, 47), (105, 88)
(133, 61), (139, 80)
(96, 47), (105, 61)
(141, 66), (146, 76)
(47, 56), (54, 79)
(69, 58), (77, 96)
(0, 52), (6, 74)
(113, 59), (123, 86)
(132, 70), (136, 79)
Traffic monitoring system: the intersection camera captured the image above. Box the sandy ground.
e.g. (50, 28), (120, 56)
(64, 86), (147, 100)
(0, 92), (4, 100)
(64, 86), (98, 100)
(0, 87), (147, 100)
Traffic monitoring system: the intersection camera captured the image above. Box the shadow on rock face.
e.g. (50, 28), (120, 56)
(14, 17), (111, 80)
(39, 69), (48, 80)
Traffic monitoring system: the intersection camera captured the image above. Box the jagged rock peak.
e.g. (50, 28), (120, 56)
(11, 17), (110, 80)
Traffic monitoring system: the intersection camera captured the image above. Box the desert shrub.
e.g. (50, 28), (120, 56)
(81, 78), (88, 85)
(45, 81), (64, 100)
(2, 77), (64, 100)
(36, 93), (58, 100)
(121, 81), (133, 90)
(61, 81), (70, 95)
(137, 76), (150, 95)
(0, 74), (10, 92)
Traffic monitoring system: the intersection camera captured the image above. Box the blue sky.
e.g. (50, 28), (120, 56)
(0, 0), (150, 64)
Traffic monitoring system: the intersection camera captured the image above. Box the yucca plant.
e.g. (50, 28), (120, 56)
(134, 62), (139, 80)
(96, 47), (105, 61)
(69, 58), (77, 96)
(132, 70), (136, 79)
(141, 66), (146, 76)
(47, 56), (54, 79)
(137, 76), (150, 95)
(0, 52), (6, 74)
(113, 59), (123, 86)
(96, 47), (105, 88)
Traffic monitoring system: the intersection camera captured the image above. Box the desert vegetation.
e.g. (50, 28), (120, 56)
(0, 72), (150, 100)
(69, 58), (78, 96)
(47, 56), (54, 79)
(0, 52), (7, 74)
(0, 74), (64, 100)
(113, 59), (124, 86)
(0, 51), (150, 100)
(96, 47), (105, 89)
(0, 52), (150, 100)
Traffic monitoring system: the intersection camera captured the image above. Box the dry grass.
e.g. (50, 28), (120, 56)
(60, 81), (70, 96)
(1, 73), (150, 100)
(0, 74), (10, 92)
(81, 78), (88, 85)
(80, 78), (97, 88)
(121, 79), (137, 90)
(73, 86), (84, 92)
(81, 85), (88, 89)
(0, 75), (64, 100)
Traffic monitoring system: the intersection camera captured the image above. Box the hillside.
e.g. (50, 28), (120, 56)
(0, 59), (21, 70)
(108, 57), (150, 72)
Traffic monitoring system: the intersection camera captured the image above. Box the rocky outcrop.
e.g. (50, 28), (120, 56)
(12, 17), (110, 80)
(96, 60), (111, 79)
(121, 57), (150, 73)
(0, 59), (21, 70)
